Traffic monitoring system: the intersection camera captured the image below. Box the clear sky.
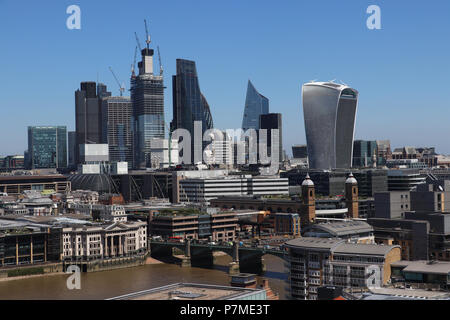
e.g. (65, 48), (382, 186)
(1, 0), (449, 156)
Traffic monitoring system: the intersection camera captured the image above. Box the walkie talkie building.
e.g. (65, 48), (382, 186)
(302, 82), (358, 170)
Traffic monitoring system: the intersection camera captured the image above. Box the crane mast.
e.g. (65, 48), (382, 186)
(108, 66), (125, 97)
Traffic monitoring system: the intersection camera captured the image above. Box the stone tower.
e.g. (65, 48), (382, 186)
(345, 173), (359, 219)
(301, 173), (316, 225)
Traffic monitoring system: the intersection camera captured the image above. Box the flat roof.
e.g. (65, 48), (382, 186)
(312, 221), (373, 237)
(333, 243), (399, 256)
(285, 237), (345, 250)
(107, 283), (266, 300)
(391, 260), (450, 275)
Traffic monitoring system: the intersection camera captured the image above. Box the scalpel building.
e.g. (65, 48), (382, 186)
(302, 82), (358, 170)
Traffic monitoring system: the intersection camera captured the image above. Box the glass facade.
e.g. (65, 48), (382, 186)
(353, 140), (378, 167)
(171, 59), (213, 163)
(242, 80), (269, 131)
(131, 49), (165, 169)
(28, 126), (67, 169)
(302, 82), (358, 170)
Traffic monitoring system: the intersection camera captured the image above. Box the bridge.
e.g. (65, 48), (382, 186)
(149, 240), (286, 275)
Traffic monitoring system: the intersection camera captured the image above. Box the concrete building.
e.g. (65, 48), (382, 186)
(302, 81), (358, 170)
(62, 220), (147, 262)
(0, 175), (71, 196)
(149, 138), (179, 168)
(387, 169), (426, 191)
(391, 260), (450, 289)
(285, 237), (401, 300)
(150, 210), (238, 242)
(177, 176), (289, 203)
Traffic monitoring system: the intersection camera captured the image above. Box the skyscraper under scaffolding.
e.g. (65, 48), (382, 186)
(131, 42), (165, 168)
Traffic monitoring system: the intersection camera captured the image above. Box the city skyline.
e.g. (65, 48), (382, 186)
(1, 1), (450, 156)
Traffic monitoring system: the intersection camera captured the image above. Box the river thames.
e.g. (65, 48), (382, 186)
(0, 255), (288, 299)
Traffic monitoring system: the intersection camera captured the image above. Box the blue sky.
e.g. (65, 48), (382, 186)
(1, 0), (449, 156)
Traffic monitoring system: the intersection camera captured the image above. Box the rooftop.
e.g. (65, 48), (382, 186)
(391, 260), (450, 275)
(107, 283), (266, 300)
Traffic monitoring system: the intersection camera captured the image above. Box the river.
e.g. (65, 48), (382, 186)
(0, 255), (288, 300)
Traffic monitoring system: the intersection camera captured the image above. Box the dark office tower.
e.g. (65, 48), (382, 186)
(302, 81), (358, 170)
(75, 82), (104, 165)
(353, 140), (378, 168)
(131, 47), (165, 169)
(27, 126), (67, 169)
(171, 59), (213, 163)
(292, 145), (308, 159)
(68, 131), (76, 168)
(97, 82), (111, 99)
(242, 80), (269, 131)
(260, 113), (283, 162)
(101, 96), (133, 167)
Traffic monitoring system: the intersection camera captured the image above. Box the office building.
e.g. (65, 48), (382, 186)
(75, 82), (104, 165)
(68, 131), (76, 169)
(131, 45), (165, 168)
(273, 213), (301, 236)
(101, 96), (133, 167)
(177, 176), (289, 203)
(171, 59), (213, 164)
(149, 138), (179, 168)
(292, 145), (308, 159)
(302, 81), (358, 170)
(27, 126), (67, 169)
(353, 140), (378, 168)
(285, 237), (401, 300)
(387, 169), (426, 191)
(150, 210), (238, 242)
(241, 80), (269, 132)
(281, 169), (387, 197)
(259, 113), (283, 163)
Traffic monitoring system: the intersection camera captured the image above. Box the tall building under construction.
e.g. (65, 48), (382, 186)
(131, 33), (165, 169)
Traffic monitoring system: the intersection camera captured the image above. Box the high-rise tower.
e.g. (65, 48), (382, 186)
(171, 59), (213, 164)
(302, 81), (358, 170)
(75, 82), (106, 165)
(131, 44), (165, 168)
(242, 80), (269, 132)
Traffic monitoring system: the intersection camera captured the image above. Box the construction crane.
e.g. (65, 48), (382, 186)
(131, 46), (138, 76)
(108, 66), (125, 96)
(157, 45), (163, 76)
(144, 19), (151, 49)
(134, 32), (142, 52)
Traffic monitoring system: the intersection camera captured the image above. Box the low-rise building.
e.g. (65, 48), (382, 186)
(284, 237), (401, 300)
(303, 220), (374, 244)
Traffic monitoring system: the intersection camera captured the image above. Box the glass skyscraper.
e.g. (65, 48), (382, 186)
(171, 59), (213, 163)
(242, 80), (269, 131)
(101, 96), (133, 167)
(27, 126), (67, 169)
(131, 47), (165, 168)
(302, 81), (358, 170)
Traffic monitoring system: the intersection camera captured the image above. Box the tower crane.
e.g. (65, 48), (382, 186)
(157, 45), (163, 76)
(144, 19), (151, 49)
(134, 32), (142, 52)
(108, 66), (125, 97)
(131, 46), (138, 76)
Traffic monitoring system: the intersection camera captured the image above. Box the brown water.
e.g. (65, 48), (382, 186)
(0, 255), (288, 300)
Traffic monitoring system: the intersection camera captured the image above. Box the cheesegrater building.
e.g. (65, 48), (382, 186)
(302, 81), (358, 170)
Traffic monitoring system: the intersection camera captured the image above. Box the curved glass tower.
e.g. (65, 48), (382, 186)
(242, 80), (269, 131)
(171, 59), (213, 163)
(302, 82), (358, 170)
